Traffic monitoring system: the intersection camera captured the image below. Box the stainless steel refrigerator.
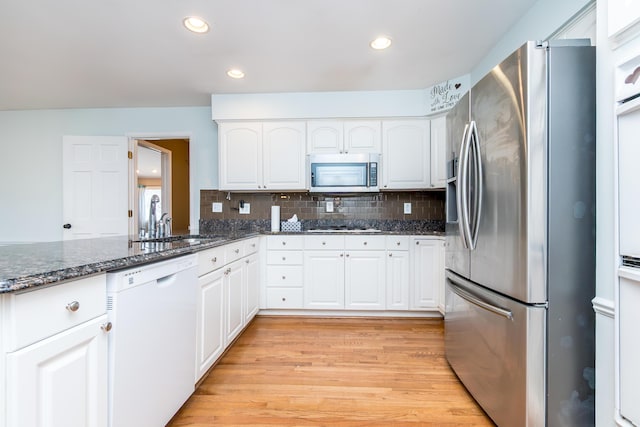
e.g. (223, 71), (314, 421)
(444, 40), (596, 427)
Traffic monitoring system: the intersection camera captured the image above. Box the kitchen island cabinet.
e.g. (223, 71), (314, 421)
(1, 274), (109, 427)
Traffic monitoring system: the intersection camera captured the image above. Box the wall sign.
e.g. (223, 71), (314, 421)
(427, 74), (470, 114)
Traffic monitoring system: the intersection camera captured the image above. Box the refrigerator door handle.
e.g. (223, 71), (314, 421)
(447, 272), (514, 320)
(469, 120), (483, 250)
(456, 123), (471, 248)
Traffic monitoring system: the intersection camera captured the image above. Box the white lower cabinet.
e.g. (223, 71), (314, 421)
(304, 250), (345, 309)
(195, 237), (261, 382)
(411, 237), (445, 310)
(1, 274), (108, 427)
(6, 315), (108, 427)
(265, 235), (305, 309)
(386, 250), (410, 310)
(345, 250), (386, 310)
(196, 268), (225, 381)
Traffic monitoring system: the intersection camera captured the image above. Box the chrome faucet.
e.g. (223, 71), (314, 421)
(148, 195), (160, 238)
(158, 213), (171, 238)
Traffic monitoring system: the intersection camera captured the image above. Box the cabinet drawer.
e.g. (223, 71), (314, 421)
(386, 235), (410, 251)
(267, 251), (304, 265)
(304, 235), (344, 250)
(225, 241), (245, 264)
(267, 266), (304, 286)
(244, 237), (260, 255)
(266, 288), (304, 309)
(197, 246), (226, 276)
(345, 235), (386, 250)
(5, 274), (107, 351)
(267, 235), (304, 250)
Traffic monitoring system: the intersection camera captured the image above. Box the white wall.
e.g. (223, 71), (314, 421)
(0, 107), (216, 242)
(470, 0), (594, 84)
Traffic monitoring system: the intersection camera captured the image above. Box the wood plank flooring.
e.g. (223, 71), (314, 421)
(168, 316), (494, 426)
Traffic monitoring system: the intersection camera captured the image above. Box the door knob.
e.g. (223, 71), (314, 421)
(63, 223), (72, 229)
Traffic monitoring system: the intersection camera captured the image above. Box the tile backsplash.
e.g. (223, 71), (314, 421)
(200, 190), (445, 222)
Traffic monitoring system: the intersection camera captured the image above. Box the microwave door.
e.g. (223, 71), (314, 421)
(313, 164), (367, 187)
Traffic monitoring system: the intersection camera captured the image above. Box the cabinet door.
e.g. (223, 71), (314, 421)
(411, 238), (444, 309)
(620, 274), (640, 425)
(263, 121), (306, 190)
(382, 120), (431, 189)
(196, 269), (225, 381)
(219, 122), (262, 190)
(6, 316), (108, 427)
(304, 251), (345, 309)
(244, 253), (260, 323)
(345, 250), (386, 310)
(430, 115), (447, 189)
(386, 250), (410, 310)
(344, 120), (381, 153)
(225, 260), (245, 343)
(307, 120), (343, 153)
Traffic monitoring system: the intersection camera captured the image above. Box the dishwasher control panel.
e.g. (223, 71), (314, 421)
(106, 254), (197, 292)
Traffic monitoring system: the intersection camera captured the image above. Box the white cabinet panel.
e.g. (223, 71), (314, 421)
(266, 288), (304, 309)
(618, 103), (640, 257)
(619, 271), (640, 425)
(387, 250), (409, 310)
(225, 260), (244, 343)
(244, 253), (260, 323)
(430, 115), (447, 189)
(6, 316), (108, 427)
(218, 122), (262, 190)
(307, 120), (343, 153)
(304, 250), (345, 309)
(307, 120), (381, 154)
(263, 122), (306, 190)
(345, 250), (386, 310)
(343, 120), (381, 153)
(382, 119), (431, 189)
(609, 0), (640, 39)
(411, 237), (444, 310)
(196, 269), (225, 381)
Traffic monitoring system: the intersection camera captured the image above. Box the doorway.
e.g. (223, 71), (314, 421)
(132, 138), (190, 237)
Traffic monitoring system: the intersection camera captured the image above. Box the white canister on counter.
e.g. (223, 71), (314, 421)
(271, 206), (281, 232)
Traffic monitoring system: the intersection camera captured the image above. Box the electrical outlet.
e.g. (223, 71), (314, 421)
(404, 202), (412, 214)
(212, 202), (223, 213)
(326, 201), (334, 212)
(239, 203), (250, 214)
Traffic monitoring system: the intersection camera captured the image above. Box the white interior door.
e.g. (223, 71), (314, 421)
(62, 136), (129, 240)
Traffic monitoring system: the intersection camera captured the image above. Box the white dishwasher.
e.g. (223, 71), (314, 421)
(106, 254), (198, 427)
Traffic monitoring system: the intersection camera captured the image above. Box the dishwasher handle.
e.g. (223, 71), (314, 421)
(156, 272), (179, 288)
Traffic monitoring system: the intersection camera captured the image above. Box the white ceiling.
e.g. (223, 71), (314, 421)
(0, 0), (538, 111)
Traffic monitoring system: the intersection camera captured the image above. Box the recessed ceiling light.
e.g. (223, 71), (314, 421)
(183, 16), (209, 34)
(370, 36), (392, 50)
(227, 69), (245, 79)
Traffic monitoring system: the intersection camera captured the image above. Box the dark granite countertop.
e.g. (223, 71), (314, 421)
(0, 226), (443, 294)
(0, 233), (259, 294)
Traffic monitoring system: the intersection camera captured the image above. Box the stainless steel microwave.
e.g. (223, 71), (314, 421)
(308, 153), (379, 193)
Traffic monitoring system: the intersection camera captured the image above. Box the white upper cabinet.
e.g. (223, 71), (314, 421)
(429, 115), (447, 189)
(263, 122), (306, 190)
(307, 120), (381, 154)
(382, 119), (431, 190)
(609, 0), (640, 40)
(219, 121), (306, 191)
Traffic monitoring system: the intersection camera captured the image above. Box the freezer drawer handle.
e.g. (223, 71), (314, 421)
(448, 281), (513, 320)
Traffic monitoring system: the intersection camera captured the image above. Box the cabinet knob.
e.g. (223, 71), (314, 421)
(396, 241), (401, 246)
(416, 241), (420, 245)
(66, 301), (80, 312)
(211, 257), (217, 263)
(101, 322), (113, 332)
(389, 253), (393, 257)
(282, 241), (286, 246)
(346, 253), (350, 257)
(235, 249), (240, 254)
(63, 223), (72, 229)
(246, 259), (250, 264)
(282, 256), (286, 261)
(363, 241), (368, 245)
(340, 253), (344, 257)
(322, 241), (326, 245)
(282, 297), (286, 302)
(252, 243), (256, 247)
(282, 276), (286, 280)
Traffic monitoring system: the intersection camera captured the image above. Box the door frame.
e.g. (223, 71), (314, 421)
(126, 132), (192, 237)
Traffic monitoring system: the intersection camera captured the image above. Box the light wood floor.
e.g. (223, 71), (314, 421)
(168, 316), (495, 426)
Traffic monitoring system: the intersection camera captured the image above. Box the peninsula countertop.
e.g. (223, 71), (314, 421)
(0, 233), (259, 293)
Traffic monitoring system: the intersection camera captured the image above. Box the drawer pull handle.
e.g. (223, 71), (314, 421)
(340, 253), (344, 257)
(389, 253), (393, 257)
(282, 241), (286, 246)
(282, 297), (286, 302)
(66, 301), (80, 312)
(282, 257), (286, 261)
(322, 241), (326, 245)
(282, 276), (286, 280)
(363, 241), (368, 245)
(246, 259), (250, 264)
(252, 243), (256, 247)
(416, 241), (420, 245)
(211, 257), (217, 263)
(346, 253), (350, 257)
(396, 242), (401, 246)
(101, 322), (113, 332)
(234, 249), (240, 254)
